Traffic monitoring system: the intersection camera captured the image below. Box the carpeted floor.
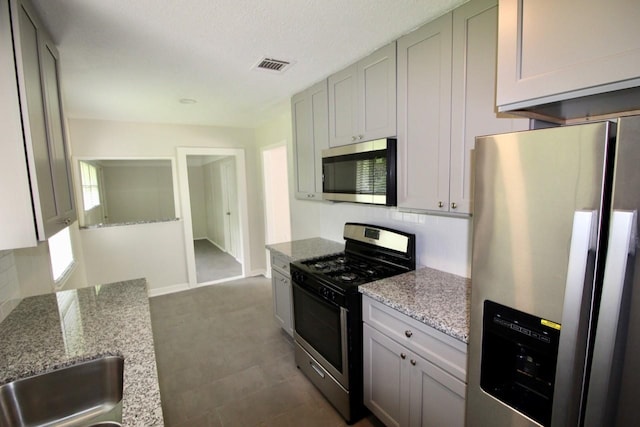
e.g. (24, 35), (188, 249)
(194, 239), (243, 283)
(149, 276), (384, 427)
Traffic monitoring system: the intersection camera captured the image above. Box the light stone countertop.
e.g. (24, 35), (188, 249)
(0, 279), (163, 426)
(266, 237), (344, 261)
(359, 267), (471, 343)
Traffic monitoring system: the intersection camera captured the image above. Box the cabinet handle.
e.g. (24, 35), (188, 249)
(358, 135), (364, 140)
(438, 201), (444, 208)
(410, 359), (416, 366)
(405, 330), (413, 338)
(352, 136), (357, 141)
(400, 353), (406, 359)
(59, 218), (72, 226)
(451, 202), (457, 209)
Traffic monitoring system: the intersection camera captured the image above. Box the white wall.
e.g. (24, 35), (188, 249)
(102, 164), (175, 223)
(80, 221), (188, 289)
(0, 250), (20, 322)
(68, 118), (267, 292)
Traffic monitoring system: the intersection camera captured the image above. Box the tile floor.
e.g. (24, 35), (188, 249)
(149, 276), (384, 427)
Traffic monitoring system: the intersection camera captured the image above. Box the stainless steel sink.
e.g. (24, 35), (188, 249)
(0, 356), (124, 427)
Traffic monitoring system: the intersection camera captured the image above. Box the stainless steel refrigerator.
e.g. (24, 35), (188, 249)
(467, 116), (640, 426)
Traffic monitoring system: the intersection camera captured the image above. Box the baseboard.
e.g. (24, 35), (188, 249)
(247, 269), (267, 277)
(148, 282), (190, 297)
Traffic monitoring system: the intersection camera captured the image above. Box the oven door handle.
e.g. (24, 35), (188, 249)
(340, 306), (349, 382)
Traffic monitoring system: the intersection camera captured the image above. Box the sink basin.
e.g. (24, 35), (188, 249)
(0, 356), (124, 427)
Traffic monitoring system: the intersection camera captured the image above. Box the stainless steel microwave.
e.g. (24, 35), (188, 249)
(322, 138), (397, 206)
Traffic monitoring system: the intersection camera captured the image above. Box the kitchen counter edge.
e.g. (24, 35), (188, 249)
(0, 279), (164, 426)
(266, 237), (345, 262)
(359, 267), (471, 343)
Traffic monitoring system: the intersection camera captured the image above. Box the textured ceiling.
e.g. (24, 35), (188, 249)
(31, 0), (468, 128)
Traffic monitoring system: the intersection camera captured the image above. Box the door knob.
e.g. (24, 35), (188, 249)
(438, 201), (444, 208)
(405, 330), (413, 338)
(401, 353), (406, 359)
(410, 359), (416, 366)
(451, 202), (457, 209)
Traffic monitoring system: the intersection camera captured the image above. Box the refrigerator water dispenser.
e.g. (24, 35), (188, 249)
(480, 300), (561, 426)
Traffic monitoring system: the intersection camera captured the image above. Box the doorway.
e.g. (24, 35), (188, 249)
(262, 144), (291, 275)
(177, 148), (251, 287)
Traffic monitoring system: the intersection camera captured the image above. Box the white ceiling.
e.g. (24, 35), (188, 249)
(32, 0), (468, 128)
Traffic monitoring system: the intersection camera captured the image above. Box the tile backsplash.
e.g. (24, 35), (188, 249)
(0, 250), (21, 322)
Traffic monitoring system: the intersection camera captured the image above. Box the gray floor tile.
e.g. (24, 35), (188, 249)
(150, 276), (382, 427)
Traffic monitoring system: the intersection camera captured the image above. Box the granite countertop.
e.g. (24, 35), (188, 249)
(359, 267), (471, 343)
(0, 279), (163, 426)
(266, 237), (344, 261)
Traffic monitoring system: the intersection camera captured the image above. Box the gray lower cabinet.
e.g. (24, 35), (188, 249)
(496, 0), (640, 113)
(270, 253), (293, 336)
(0, 0), (76, 250)
(362, 296), (467, 427)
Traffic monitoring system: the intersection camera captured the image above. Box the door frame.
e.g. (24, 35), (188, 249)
(177, 147), (251, 287)
(261, 142), (291, 278)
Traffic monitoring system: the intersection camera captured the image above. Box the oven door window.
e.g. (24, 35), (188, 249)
(293, 284), (343, 372)
(323, 151), (387, 195)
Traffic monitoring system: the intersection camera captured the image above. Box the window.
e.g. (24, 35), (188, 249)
(80, 161), (100, 210)
(49, 226), (75, 283)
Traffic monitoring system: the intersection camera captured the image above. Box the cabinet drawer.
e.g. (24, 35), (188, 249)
(363, 295), (467, 382)
(270, 253), (290, 275)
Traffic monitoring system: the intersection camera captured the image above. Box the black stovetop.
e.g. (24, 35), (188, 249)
(298, 252), (405, 287)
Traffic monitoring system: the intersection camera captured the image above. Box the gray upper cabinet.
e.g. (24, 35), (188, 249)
(328, 42), (396, 147)
(398, 0), (527, 214)
(496, 0), (640, 113)
(291, 80), (329, 200)
(449, 0), (527, 214)
(0, 0), (36, 250)
(1, 0), (76, 249)
(397, 13), (453, 212)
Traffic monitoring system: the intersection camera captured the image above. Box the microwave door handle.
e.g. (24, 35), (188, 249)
(584, 210), (637, 426)
(553, 210), (598, 427)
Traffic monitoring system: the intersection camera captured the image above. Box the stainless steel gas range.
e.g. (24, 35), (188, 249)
(290, 223), (416, 423)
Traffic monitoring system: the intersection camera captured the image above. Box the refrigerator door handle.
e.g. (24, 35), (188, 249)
(553, 210), (598, 427)
(584, 210), (637, 426)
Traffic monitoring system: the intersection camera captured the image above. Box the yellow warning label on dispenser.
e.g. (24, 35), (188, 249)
(541, 319), (561, 330)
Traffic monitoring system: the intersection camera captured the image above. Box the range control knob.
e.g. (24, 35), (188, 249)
(292, 271), (304, 283)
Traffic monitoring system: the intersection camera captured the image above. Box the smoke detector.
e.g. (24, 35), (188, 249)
(253, 57), (293, 74)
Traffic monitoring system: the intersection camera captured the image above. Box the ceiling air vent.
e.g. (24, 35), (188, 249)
(253, 57), (292, 74)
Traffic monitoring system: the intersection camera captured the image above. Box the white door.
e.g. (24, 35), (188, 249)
(221, 159), (240, 260)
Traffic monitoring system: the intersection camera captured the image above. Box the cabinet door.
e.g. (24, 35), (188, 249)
(272, 269), (293, 336)
(309, 81), (329, 195)
(328, 64), (358, 147)
(12, 0), (76, 240)
(397, 13), (452, 211)
(13, 1), (57, 237)
(449, 0), (528, 214)
(359, 42), (396, 141)
(40, 39), (76, 232)
(363, 323), (410, 427)
(409, 352), (466, 427)
(292, 80), (328, 200)
(292, 91), (314, 197)
(0, 0), (36, 250)
(497, 0), (640, 111)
